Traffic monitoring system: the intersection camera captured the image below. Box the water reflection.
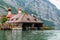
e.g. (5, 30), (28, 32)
(5, 30), (22, 40)
(0, 30), (60, 40)
(0, 30), (7, 40)
(22, 30), (54, 40)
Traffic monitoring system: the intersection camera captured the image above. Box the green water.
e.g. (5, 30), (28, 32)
(0, 30), (60, 40)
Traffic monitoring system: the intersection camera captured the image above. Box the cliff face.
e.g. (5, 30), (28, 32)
(0, 0), (60, 29)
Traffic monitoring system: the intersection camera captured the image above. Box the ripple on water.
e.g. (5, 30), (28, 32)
(0, 30), (60, 40)
(22, 30), (60, 40)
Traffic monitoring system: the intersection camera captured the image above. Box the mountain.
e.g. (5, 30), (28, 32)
(0, 0), (60, 29)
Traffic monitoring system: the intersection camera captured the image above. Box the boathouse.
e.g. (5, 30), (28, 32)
(6, 8), (43, 30)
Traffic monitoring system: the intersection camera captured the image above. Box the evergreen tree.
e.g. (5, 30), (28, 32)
(1, 15), (7, 23)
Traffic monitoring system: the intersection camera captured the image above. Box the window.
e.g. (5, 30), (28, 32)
(11, 19), (14, 21)
(33, 15), (36, 18)
(27, 18), (29, 20)
(34, 19), (37, 21)
(16, 18), (18, 20)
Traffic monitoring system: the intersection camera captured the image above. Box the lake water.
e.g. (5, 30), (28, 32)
(0, 30), (60, 40)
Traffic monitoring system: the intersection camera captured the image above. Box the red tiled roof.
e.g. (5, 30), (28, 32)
(6, 14), (15, 18)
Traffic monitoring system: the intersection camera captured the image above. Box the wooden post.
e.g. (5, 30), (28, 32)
(32, 24), (35, 30)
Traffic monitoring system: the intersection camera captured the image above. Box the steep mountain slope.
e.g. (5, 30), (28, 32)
(0, 0), (60, 29)
(0, 0), (17, 15)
